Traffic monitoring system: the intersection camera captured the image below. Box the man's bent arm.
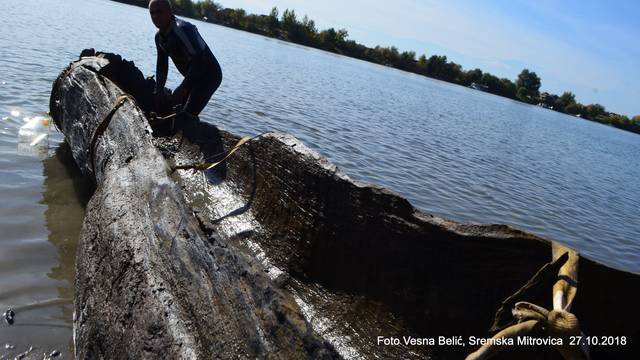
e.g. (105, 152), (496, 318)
(175, 24), (207, 93)
(155, 40), (169, 93)
(176, 52), (206, 93)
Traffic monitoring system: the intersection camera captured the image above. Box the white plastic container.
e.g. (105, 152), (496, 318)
(17, 116), (51, 158)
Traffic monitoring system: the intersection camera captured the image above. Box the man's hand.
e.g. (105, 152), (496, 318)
(154, 90), (167, 112)
(171, 87), (188, 105)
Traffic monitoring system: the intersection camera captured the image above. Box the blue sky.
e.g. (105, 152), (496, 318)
(223, 0), (639, 116)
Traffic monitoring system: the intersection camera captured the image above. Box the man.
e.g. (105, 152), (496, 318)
(149, 0), (222, 122)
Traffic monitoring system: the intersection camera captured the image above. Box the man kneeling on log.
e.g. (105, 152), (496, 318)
(149, 0), (222, 130)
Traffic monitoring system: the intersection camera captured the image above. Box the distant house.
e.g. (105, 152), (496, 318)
(540, 92), (551, 102)
(607, 112), (623, 118)
(469, 82), (489, 92)
(539, 92), (558, 109)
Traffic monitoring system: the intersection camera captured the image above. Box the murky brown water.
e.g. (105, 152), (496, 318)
(0, 141), (91, 357)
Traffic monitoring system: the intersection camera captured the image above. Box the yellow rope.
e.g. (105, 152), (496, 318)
(89, 94), (136, 174)
(89, 91), (262, 174)
(150, 112), (178, 121)
(172, 135), (253, 171)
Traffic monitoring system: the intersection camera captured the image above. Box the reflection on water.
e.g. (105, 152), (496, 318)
(42, 142), (93, 304)
(40, 143), (92, 354)
(0, 142), (91, 357)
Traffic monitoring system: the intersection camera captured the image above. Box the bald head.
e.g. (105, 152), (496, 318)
(149, 0), (172, 11)
(149, 0), (173, 32)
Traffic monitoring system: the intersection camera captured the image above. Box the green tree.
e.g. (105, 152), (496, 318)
(416, 54), (428, 74)
(336, 29), (349, 43)
(194, 0), (221, 20)
(318, 28), (338, 49)
(540, 93), (559, 108)
(554, 92), (576, 113)
(282, 9), (308, 42)
(340, 39), (367, 59)
(585, 104), (605, 119)
(301, 15), (316, 33)
(269, 6), (279, 19)
(565, 102), (583, 115)
(425, 55), (462, 82)
(515, 69), (541, 99)
(516, 87), (528, 101)
(173, 0), (195, 17)
(268, 6), (279, 32)
(425, 55), (446, 76)
(498, 78), (517, 98)
(480, 73), (500, 93)
(318, 28), (348, 50)
(461, 68), (483, 86)
(398, 51), (416, 71)
(374, 46), (400, 66)
(602, 113), (633, 130)
(281, 9), (297, 30)
(226, 8), (246, 27)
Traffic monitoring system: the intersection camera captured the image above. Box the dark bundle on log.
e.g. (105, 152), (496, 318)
(50, 54), (338, 359)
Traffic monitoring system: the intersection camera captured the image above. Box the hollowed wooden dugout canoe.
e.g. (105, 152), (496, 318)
(49, 51), (639, 360)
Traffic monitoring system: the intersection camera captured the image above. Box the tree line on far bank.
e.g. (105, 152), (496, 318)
(115, 0), (640, 134)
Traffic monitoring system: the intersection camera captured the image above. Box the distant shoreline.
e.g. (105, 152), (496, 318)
(113, 0), (639, 135)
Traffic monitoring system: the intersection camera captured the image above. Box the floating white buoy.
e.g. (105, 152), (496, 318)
(10, 110), (20, 117)
(30, 133), (48, 146)
(17, 115), (51, 159)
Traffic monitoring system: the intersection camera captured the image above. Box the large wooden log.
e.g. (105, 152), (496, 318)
(168, 117), (640, 359)
(50, 55), (338, 359)
(50, 52), (639, 359)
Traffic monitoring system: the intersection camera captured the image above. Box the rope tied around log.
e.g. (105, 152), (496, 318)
(466, 303), (588, 360)
(50, 63), (76, 131)
(52, 56), (260, 175)
(465, 247), (590, 360)
(51, 58), (112, 131)
(171, 133), (269, 172)
(89, 94), (137, 175)
(87, 90), (264, 176)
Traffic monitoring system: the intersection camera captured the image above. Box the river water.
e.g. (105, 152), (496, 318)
(1, 0), (638, 354)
